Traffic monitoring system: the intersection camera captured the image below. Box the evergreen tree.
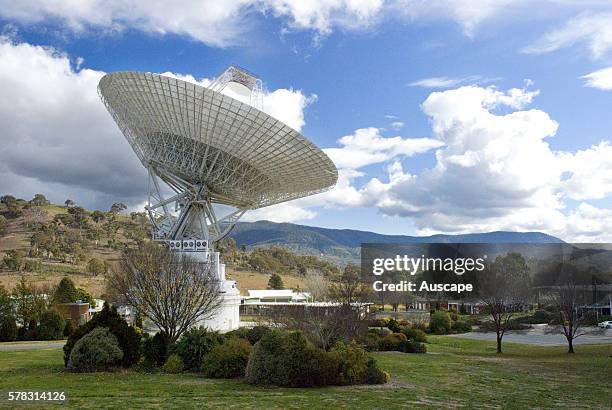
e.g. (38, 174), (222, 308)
(267, 273), (284, 290)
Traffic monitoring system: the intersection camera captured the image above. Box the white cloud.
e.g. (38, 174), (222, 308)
(409, 75), (496, 89)
(242, 201), (317, 222)
(0, 38), (314, 211)
(324, 127), (443, 170)
(565, 203), (612, 243)
(559, 141), (612, 200)
(390, 121), (404, 130)
(3, 0), (606, 47)
(523, 12), (612, 59)
(581, 66), (612, 90)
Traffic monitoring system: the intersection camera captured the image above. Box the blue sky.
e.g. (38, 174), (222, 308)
(0, 1), (611, 241)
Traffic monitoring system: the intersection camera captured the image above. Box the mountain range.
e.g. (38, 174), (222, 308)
(229, 221), (564, 264)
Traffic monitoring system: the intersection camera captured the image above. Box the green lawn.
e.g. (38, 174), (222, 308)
(0, 337), (610, 409)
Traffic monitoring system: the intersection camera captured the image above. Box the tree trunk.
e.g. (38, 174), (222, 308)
(567, 337), (574, 354)
(496, 332), (502, 353)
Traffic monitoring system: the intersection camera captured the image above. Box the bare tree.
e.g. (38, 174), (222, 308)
(108, 242), (220, 343)
(478, 253), (531, 354)
(304, 270), (329, 302)
(548, 279), (588, 354)
(280, 304), (367, 350)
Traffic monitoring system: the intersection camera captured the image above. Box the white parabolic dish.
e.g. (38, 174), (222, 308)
(98, 71), (338, 209)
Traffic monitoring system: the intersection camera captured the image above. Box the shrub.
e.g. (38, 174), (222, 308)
(67, 327), (123, 372)
(226, 326), (271, 345)
(367, 318), (389, 327)
(175, 327), (224, 371)
(64, 303), (140, 367)
(63, 321), (75, 337)
(246, 330), (321, 387)
(400, 327), (428, 343)
(202, 337), (252, 378)
(162, 354), (184, 374)
(450, 311), (459, 321)
(386, 318), (401, 333)
(364, 357), (390, 384)
(143, 331), (171, 367)
(397, 340), (427, 353)
(364, 330), (383, 351)
(330, 341), (369, 385)
(430, 310), (452, 334)
(380, 332), (407, 351)
(451, 320), (472, 333)
(245, 330), (388, 387)
(0, 316), (17, 342)
(38, 310), (65, 340)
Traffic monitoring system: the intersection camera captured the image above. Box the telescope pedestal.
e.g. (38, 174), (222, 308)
(186, 250), (240, 333)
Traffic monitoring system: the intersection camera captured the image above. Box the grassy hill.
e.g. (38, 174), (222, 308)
(0, 196), (317, 298)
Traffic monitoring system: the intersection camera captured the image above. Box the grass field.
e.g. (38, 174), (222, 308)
(0, 337), (610, 409)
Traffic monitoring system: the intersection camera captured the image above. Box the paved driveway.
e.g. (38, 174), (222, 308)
(0, 342), (65, 351)
(451, 325), (612, 346)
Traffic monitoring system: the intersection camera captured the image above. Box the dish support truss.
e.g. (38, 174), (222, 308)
(145, 164), (245, 250)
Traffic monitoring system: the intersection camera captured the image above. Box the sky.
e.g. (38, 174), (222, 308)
(0, 0), (611, 241)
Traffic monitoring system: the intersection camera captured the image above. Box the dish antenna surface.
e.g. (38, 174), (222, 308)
(98, 66), (337, 331)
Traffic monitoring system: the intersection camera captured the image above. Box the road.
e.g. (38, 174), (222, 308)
(450, 325), (612, 346)
(0, 341), (65, 351)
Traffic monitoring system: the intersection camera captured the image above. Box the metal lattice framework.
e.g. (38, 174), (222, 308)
(98, 69), (337, 245)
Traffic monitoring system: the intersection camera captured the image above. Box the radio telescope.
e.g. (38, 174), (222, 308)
(98, 66), (337, 331)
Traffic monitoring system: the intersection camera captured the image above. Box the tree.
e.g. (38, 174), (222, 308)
(0, 215), (7, 236)
(0, 285), (13, 320)
(2, 250), (25, 271)
(12, 276), (49, 325)
(38, 310), (65, 340)
(87, 258), (109, 276)
(329, 264), (366, 304)
(110, 202), (127, 215)
(30, 193), (50, 206)
(267, 273), (284, 290)
(305, 270), (329, 302)
(108, 242), (221, 344)
(547, 267), (590, 354)
(64, 199), (75, 208)
(53, 277), (79, 304)
(478, 253), (531, 353)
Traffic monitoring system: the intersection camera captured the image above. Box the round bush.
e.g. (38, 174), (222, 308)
(38, 310), (65, 340)
(451, 320), (472, 333)
(245, 330), (323, 387)
(63, 321), (75, 337)
(202, 337), (252, 378)
(398, 340), (427, 354)
(143, 331), (171, 367)
(364, 357), (390, 384)
(400, 327), (428, 343)
(64, 303), (140, 368)
(365, 330), (382, 351)
(430, 310), (452, 334)
(386, 318), (401, 333)
(0, 316), (17, 342)
(175, 327), (224, 371)
(162, 354), (184, 374)
(330, 341), (369, 385)
(68, 327), (123, 372)
(380, 332), (407, 351)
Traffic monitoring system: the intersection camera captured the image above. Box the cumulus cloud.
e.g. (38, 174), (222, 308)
(523, 12), (612, 59)
(324, 127), (443, 170)
(291, 84), (612, 241)
(0, 36), (145, 209)
(581, 66), (612, 90)
(2, 0), (605, 47)
(0, 38), (314, 210)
